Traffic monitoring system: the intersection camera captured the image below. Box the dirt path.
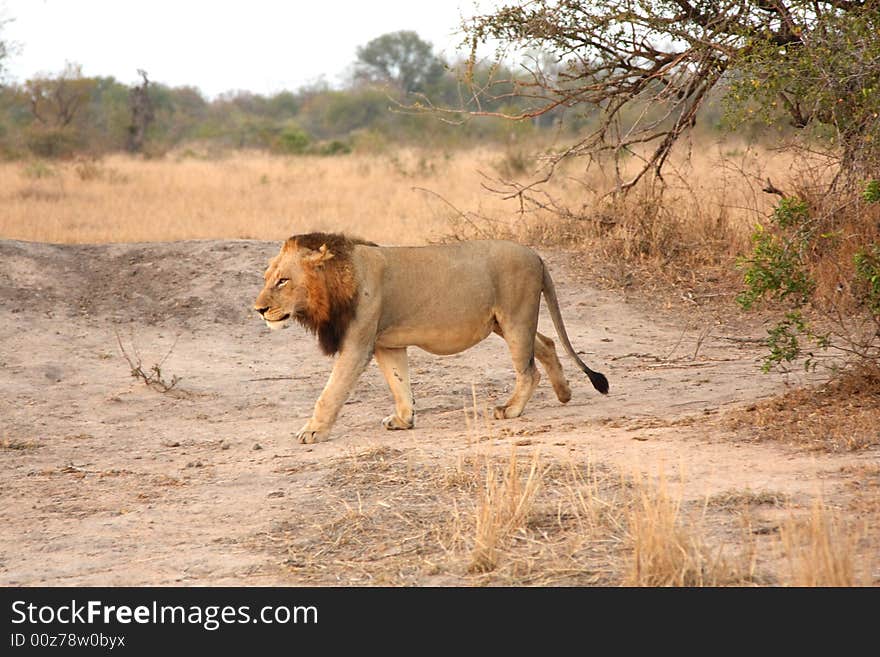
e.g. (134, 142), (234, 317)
(1, 239), (876, 585)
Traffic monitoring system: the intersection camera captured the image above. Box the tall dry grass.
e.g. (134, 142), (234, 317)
(625, 472), (748, 586)
(456, 400), (759, 584)
(265, 409), (874, 586)
(780, 497), (864, 586)
(469, 449), (544, 573)
(0, 150), (502, 245)
(0, 143), (793, 255)
(445, 142), (801, 290)
(315, 441), (781, 585)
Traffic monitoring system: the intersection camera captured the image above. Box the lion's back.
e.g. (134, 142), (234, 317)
(371, 240), (540, 302)
(359, 240), (544, 352)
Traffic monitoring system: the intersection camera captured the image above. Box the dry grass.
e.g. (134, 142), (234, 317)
(0, 437), (41, 450)
(469, 449), (544, 573)
(779, 497), (865, 586)
(0, 149), (523, 245)
(0, 143), (786, 255)
(437, 142), (808, 299)
(725, 364), (880, 452)
(707, 489), (789, 509)
(841, 465), (880, 539)
(625, 473), (749, 586)
(261, 441), (788, 586)
(247, 435), (877, 586)
(0, 142), (811, 309)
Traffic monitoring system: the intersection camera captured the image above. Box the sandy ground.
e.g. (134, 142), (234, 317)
(1, 239), (877, 585)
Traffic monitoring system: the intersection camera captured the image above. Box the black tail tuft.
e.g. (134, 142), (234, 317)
(586, 369), (609, 395)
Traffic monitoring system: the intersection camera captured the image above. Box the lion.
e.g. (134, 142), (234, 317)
(254, 232), (609, 443)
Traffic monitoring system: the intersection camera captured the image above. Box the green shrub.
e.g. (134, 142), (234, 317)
(771, 197), (810, 230)
(314, 139), (351, 156)
(736, 222), (814, 311)
(854, 244), (880, 317)
(737, 196), (821, 371)
(738, 184), (880, 371)
(272, 126), (310, 154)
(863, 180), (880, 205)
(25, 127), (80, 158)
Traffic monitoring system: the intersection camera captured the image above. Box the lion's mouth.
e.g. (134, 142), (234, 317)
(264, 313), (292, 331)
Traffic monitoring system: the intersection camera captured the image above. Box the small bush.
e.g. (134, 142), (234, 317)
(737, 183), (880, 371)
(388, 152), (442, 177)
(71, 158), (129, 184)
(25, 127), (80, 159)
(313, 139), (351, 156)
(74, 158), (102, 181)
(853, 243), (880, 316)
(863, 180), (880, 204)
(272, 126), (310, 155)
(771, 196), (810, 230)
(20, 160), (58, 179)
(492, 149), (532, 178)
(736, 224), (814, 312)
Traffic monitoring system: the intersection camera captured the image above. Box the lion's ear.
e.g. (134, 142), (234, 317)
(303, 244), (335, 267)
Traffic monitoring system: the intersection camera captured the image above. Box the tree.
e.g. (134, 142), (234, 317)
(25, 62), (94, 128)
(0, 11), (14, 85)
(727, 5), (880, 182)
(355, 30), (445, 94)
(457, 0), (880, 190)
(127, 69), (154, 153)
(456, 2), (880, 370)
(22, 63), (96, 157)
(0, 22), (8, 83)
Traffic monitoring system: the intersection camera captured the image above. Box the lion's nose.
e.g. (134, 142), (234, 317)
(255, 306), (269, 316)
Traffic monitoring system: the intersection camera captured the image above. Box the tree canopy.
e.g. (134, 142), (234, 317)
(0, 15), (11, 83)
(0, 28), (544, 158)
(355, 30), (445, 94)
(459, 0), (880, 188)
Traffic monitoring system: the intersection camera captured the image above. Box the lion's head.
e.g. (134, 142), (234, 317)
(254, 233), (374, 355)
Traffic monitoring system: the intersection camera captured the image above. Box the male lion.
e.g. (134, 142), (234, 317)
(254, 232), (608, 443)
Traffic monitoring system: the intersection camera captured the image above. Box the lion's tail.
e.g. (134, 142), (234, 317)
(541, 262), (609, 395)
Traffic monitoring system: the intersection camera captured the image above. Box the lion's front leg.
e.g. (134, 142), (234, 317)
(374, 346), (415, 430)
(298, 346), (372, 443)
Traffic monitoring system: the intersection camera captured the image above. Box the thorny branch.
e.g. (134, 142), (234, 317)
(403, 1), (877, 201)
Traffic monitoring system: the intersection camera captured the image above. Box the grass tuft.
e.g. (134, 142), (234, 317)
(780, 497), (864, 586)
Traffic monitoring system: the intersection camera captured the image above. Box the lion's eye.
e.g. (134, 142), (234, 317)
(276, 278), (289, 288)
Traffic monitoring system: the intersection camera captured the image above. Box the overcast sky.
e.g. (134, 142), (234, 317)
(1, 0), (498, 97)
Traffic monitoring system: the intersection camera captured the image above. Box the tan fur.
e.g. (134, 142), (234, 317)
(254, 233), (608, 444)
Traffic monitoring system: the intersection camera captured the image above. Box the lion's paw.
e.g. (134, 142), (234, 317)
(493, 405), (523, 420)
(382, 414), (414, 430)
(554, 382), (572, 404)
(295, 421), (330, 444)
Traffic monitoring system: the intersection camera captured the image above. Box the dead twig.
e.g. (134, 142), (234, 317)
(412, 186), (494, 239)
(692, 325), (712, 361)
(762, 178), (787, 197)
(115, 329), (182, 392)
(719, 336), (766, 345)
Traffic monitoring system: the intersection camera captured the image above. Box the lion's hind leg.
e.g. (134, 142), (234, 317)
(374, 346), (415, 430)
(534, 331), (572, 403)
(492, 321), (541, 420)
